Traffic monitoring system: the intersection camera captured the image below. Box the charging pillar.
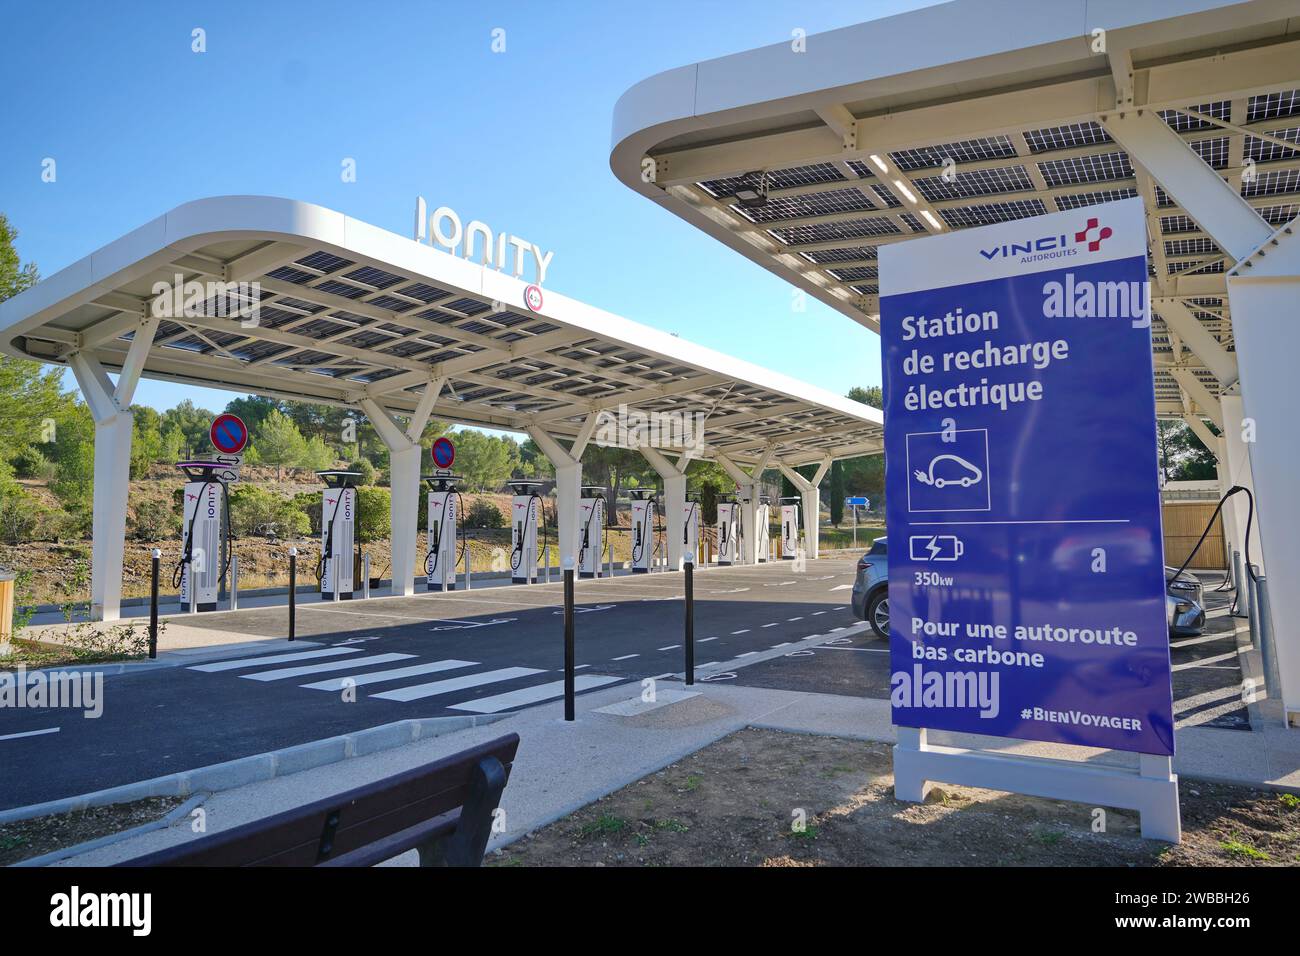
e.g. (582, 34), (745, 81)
(425, 473), (462, 592)
(629, 489), (657, 573)
(716, 494), (739, 566)
(578, 486), (607, 579)
(176, 461), (233, 612)
(779, 496), (801, 560)
(684, 493), (702, 566)
(756, 496), (772, 562)
(318, 470), (361, 600)
(507, 479), (544, 584)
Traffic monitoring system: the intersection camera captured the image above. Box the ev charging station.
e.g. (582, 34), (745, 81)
(317, 470), (362, 600)
(683, 492), (702, 566)
(424, 472), (463, 592)
(175, 459), (236, 612)
(175, 413), (246, 612)
(507, 479), (546, 584)
(779, 496), (800, 560)
(716, 493), (740, 566)
(628, 488), (657, 574)
(756, 495), (773, 563)
(578, 485), (608, 579)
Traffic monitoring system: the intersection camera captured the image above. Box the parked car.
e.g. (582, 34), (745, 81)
(851, 538), (1205, 640)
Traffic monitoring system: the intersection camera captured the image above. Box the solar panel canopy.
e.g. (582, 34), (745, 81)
(610, 0), (1300, 419)
(0, 196), (882, 469)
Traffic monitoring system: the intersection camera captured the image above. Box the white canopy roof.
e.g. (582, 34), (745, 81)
(0, 196), (882, 468)
(611, 0), (1300, 417)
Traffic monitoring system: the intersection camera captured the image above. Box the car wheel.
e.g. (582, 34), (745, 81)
(867, 590), (889, 639)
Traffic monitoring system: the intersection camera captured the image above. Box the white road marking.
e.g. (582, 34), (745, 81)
(658, 644), (681, 651)
(812, 611), (826, 616)
(612, 654), (639, 661)
(737, 651), (758, 657)
(820, 645), (889, 653)
(830, 584), (853, 591)
(190, 647), (361, 672)
(731, 629), (750, 635)
(1172, 650), (1241, 671)
(1170, 632), (1235, 649)
(0, 727), (60, 742)
(772, 642), (791, 648)
(762, 623), (779, 628)
(241, 653), (414, 682)
(372, 666), (545, 702)
(700, 637), (718, 643)
(448, 675), (621, 713)
(300, 659), (476, 691)
(787, 616), (803, 621)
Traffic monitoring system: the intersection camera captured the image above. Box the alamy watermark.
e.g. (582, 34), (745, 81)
(0, 666), (104, 718)
(151, 273), (262, 327)
(593, 404), (706, 452)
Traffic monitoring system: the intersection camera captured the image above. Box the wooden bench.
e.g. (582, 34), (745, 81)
(118, 733), (520, 867)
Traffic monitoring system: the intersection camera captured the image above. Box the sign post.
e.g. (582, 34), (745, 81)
(880, 198), (1179, 841)
(845, 496), (869, 550)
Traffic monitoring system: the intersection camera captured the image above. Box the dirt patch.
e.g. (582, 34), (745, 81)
(0, 797), (185, 866)
(490, 728), (1300, 867)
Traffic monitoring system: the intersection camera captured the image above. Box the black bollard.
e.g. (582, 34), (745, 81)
(684, 557), (695, 685)
(564, 561), (575, 721)
(149, 548), (160, 659)
(288, 547), (298, 642)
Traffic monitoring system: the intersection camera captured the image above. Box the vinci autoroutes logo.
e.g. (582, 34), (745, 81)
(978, 216), (1113, 264)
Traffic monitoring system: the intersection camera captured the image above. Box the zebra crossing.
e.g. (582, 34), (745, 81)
(187, 647), (622, 713)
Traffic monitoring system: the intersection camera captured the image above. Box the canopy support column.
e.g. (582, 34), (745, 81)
(528, 414), (598, 568)
(779, 457), (831, 560)
(1225, 221), (1300, 724)
(360, 378), (442, 597)
(68, 317), (158, 621)
(640, 446), (691, 570)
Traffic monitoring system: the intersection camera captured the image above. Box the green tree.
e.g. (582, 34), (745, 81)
(253, 409), (308, 477)
(161, 400), (216, 457)
(223, 395), (283, 437)
(130, 404), (165, 478)
(829, 459), (845, 526)
(0, 214), (39, 300)
(1157, 419), (1218, 481)
(450, 429), (518, 491)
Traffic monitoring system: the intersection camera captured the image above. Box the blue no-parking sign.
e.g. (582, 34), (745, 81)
(880, 197), (1174, 755)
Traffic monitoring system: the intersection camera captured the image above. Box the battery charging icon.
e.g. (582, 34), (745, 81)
(909, 534), (964, 562)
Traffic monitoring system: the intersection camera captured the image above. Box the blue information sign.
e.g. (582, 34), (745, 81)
(880, 198), (1174, 756)
(845, 496), (870, 507)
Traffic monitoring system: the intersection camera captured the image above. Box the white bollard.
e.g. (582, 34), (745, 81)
(230, 554), (239, 611)
(543, 545), (550, 584)
(362, 552), (371, 600)
(464, 547), (473, 590)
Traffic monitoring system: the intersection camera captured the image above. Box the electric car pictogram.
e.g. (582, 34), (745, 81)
(913, 453), (984, 488)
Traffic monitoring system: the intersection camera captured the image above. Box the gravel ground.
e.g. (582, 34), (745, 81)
(490, 728), (1300, 867)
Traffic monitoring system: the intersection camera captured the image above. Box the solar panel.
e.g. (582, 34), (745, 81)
(871, 184), (902, 208)
(1259, 202), (1300, 224)
(313, 279), (368, 300)
(734, 187), (877, 223)
(913, 165), (1033, 202)
(1054, 187), (1138, 210)
(798, 245), (878, 264)
(1248, 89), (1300, 122)
(396, 282), (451, 303)
(294, 251), (353, 273)
(698, 163), (845, 198)
(1191, 136), (1230, 169)
(1165, 237), (1219, 257)
(1246, 127), (1300, 163)
(1241, 167), (1300, 198)
(1159, 214), (1199, 234)
(939, 199), (1047, 228)
(768, 217), (902, 244)
(889, 135), (1017, 171)
(827, 265), (879, 281)
(898, 212), (927, 233)
(1036, 151), (1133, 187)
(344, 265), (405, 289)
(266, 266), (316, 284)
(366, 294), (418, 313)
(1160, 102), (1230, 131)
(1023, 122), (1112, 153)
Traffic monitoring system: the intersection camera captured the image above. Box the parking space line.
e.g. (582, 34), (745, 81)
(371, 666), (545, 703)
(1171, 649), (1241, 671)
(658, 645), (680, 651)
(612, 654), (639, 661)
(241, 653), (415, 682)
(731, 629), (750, 635)
(448, 675), (621, 713)
(190, 647), (361, 672)
(300, 659), (477, 691)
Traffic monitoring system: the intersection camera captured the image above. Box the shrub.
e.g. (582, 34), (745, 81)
(130, 496), (180, 540)
(354, 486), (391, 544)
(348, 458), (377, 486)
(292, 491), (322, 536)
(228, 485), (311, 540)
(11, 445), (55, 480)
(463, 498), (505, 530)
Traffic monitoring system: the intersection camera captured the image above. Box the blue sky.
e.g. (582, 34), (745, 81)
(0, 0), (935, 421)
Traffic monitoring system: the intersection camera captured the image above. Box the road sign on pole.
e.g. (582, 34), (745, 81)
(431, 436), (456, 470)
(209, 414), (249, 455)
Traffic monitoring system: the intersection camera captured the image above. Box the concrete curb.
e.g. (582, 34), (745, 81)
(10, 794), (209, 868)
(0, 713), (506, 826)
